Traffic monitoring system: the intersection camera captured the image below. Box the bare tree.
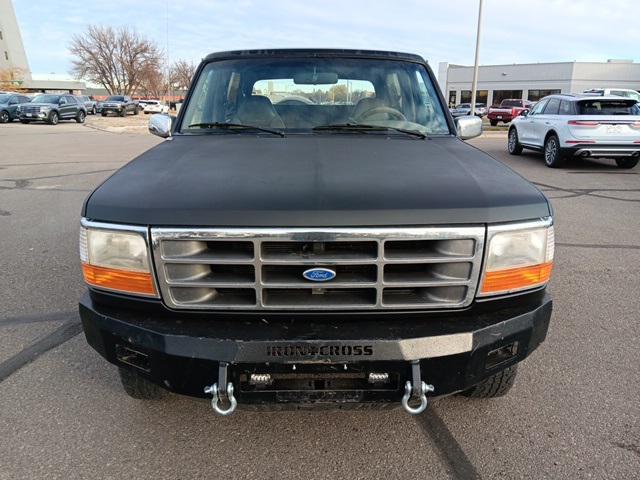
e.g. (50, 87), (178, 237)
(69, 26), (163, 95)
(138, 64), (166, 98)
(169, 60), (197, 91)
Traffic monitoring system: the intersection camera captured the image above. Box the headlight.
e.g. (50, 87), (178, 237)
(479, 219), (554, 296)
(41, 106), (51, 112)
(79, 220), (157, 297)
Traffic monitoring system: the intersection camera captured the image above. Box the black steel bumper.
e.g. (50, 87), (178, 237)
(80, 290), (552, 407)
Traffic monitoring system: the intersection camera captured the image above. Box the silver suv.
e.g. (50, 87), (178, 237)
(508, 94), (640, 168)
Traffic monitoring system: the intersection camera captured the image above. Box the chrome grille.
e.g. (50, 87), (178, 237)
(21, 105), (41, 114)
(151, 227), (485, 310)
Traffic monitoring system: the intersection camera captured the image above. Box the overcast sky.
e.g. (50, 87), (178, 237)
(13, 0), (639, 77)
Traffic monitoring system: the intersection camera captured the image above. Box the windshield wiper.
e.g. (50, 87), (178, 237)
(312, 123), (426, 139)
(187, 122), (285, 137)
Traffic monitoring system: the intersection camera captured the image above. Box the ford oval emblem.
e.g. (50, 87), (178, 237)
(302, 268), (336, 282)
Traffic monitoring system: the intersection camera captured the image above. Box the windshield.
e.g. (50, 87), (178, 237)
(456, 104), (470, 108)
(107, 96), (125, 102)
(180, 57), (450, 135)
(0, 94), (11, 103)
(32, 95), (60, 104)
(577, 100), (640, 115)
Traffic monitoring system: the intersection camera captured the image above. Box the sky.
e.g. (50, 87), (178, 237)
(12, 0), (640, 79)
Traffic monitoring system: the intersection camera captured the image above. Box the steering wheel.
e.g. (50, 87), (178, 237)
(356, 106), (407, 122)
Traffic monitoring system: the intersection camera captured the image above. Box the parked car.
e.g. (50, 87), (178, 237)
(79, 49), (555, 416)
(100, 95), (139, 117)
(77, 95), (98, 115)
(450, 103), (487, 118)
(17, 94), (87, 125)
(583, 88), (640, 103)
(508, 94), (640, 168)
(143, 100), (170, 114)
(487, 99), (534, 126)
(0, 92), (31, 123)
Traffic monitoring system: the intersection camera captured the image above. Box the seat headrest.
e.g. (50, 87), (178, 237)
(236, 95), (284, 128)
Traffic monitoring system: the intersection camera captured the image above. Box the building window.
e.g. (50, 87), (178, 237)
(460, 90), (488, 106)
(492, 90), (523, 106)
(528, 89), (561, 101)
(448, 91), (457, 107)
(4, 51), (8, 61)
(0, 30), (3, 40)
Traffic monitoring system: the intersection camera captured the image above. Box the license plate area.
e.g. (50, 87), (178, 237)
(236, 363), (405, 404)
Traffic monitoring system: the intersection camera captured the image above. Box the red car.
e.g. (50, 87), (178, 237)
(487, 99), (533, 126)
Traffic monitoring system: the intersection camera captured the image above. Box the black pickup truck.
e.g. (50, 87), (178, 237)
(100, 95), (139, 117)
(79, 49), (554, 415)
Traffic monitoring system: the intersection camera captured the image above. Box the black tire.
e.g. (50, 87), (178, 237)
(101, 112), (107, 117)
(461, 365), (518, 398)
(76, 110), (86, 124)
(615, 158), (639, 169)
(119, 109), (126, 117)
(91, 106), (97, 115)
(48, 111), (59, 125)
(0, 110), (9, 123)
(544, 134), (565, 168)
(490, 120), (498, 126)
(20, 119), (31, 124)
(508, 127), (523, 155)
(133, 107), (139, 115)
(118, 368), (167, 400)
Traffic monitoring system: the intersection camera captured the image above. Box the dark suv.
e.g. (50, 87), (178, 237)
(18, 94), (87, 125)
(100, 95), (139, 117)
(0, 93), (31, 123)
(79, 49), (553, 416)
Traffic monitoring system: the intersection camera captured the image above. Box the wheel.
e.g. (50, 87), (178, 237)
(544, 134), (565, 168)
(101, 112), (107, 117)
(20, 119), (31, 124)
(508, 128), (523, 155)
(118, 368), (167, 400)
(91, 106), (97, 115)
(76, 110), (86, 124)
(119, 109), (126, 117)
(490, 120), (498, 126)
(461, 365), (518, 398)
(133, 107), (139, 115)
(48, 111), (59, 125)
(0, 110), (9, 123)
(615, 158), (639, 169)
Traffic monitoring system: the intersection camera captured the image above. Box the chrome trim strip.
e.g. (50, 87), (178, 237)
(151, 226), (485, 311)
(80, 218), (160, 298)
(477, 217), (553, 298)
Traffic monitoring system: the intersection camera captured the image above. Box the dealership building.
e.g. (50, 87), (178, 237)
(437, 60), (640, 107)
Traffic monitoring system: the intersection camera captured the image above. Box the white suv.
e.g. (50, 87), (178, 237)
(508, 94), (640, 168)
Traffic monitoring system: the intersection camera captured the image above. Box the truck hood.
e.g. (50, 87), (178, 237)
(84, 135), (550, 227)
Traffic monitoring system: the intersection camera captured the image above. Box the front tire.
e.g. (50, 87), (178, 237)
(615, 158), (639, 169)
(118, 368), (167, 400)
(490, 120), (498, 126)
(544, 134), (565, 168)
(0, 110), (9, 123)
(91, 106), (97, 115)
(461, 365), (518, 398)
(508, 128), (523, 155)
(48, 111), (59, 125)
(119, 109), (126, 117)
(76, 110), (86, 124)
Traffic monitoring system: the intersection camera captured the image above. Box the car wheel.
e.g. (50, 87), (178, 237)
(76, 110), (86, 124)
(118, 368), (167, 400)
(461, 365), (518, 398)
(508, 128), (523, 155)
(119, 109), (126, 117)
(101, 112), (107, 117)
(91, 106), (97, 115)
(134, 107), (139, 115)
(48, 111), (59, 125)
(0, 110), (9, 123)
(615, 158), (639, 169)
(490, 120), (498, 126)
(544, 134), (565, 168)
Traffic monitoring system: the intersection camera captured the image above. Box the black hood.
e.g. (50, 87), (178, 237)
(84, 134), (550, 227)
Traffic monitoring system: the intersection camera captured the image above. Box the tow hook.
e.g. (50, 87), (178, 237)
(401, 361), (435, 415)
(204, 362), (237, 416)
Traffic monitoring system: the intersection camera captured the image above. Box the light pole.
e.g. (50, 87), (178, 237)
(470, 0), (484, 116)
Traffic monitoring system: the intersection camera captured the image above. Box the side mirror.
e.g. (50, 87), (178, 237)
(455, 115), (482, 140)
(520, 109), (529, 117)
(148, 113), (172, 138)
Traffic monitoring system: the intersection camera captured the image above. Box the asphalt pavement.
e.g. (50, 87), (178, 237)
(0, 123), (638, 479)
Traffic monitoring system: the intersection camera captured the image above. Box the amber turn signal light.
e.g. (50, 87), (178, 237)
(82, 263), (156, 296)
(480, 262), (553, 295)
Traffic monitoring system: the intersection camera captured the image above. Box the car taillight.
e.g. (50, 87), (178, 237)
(568, 120), (599, 127)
